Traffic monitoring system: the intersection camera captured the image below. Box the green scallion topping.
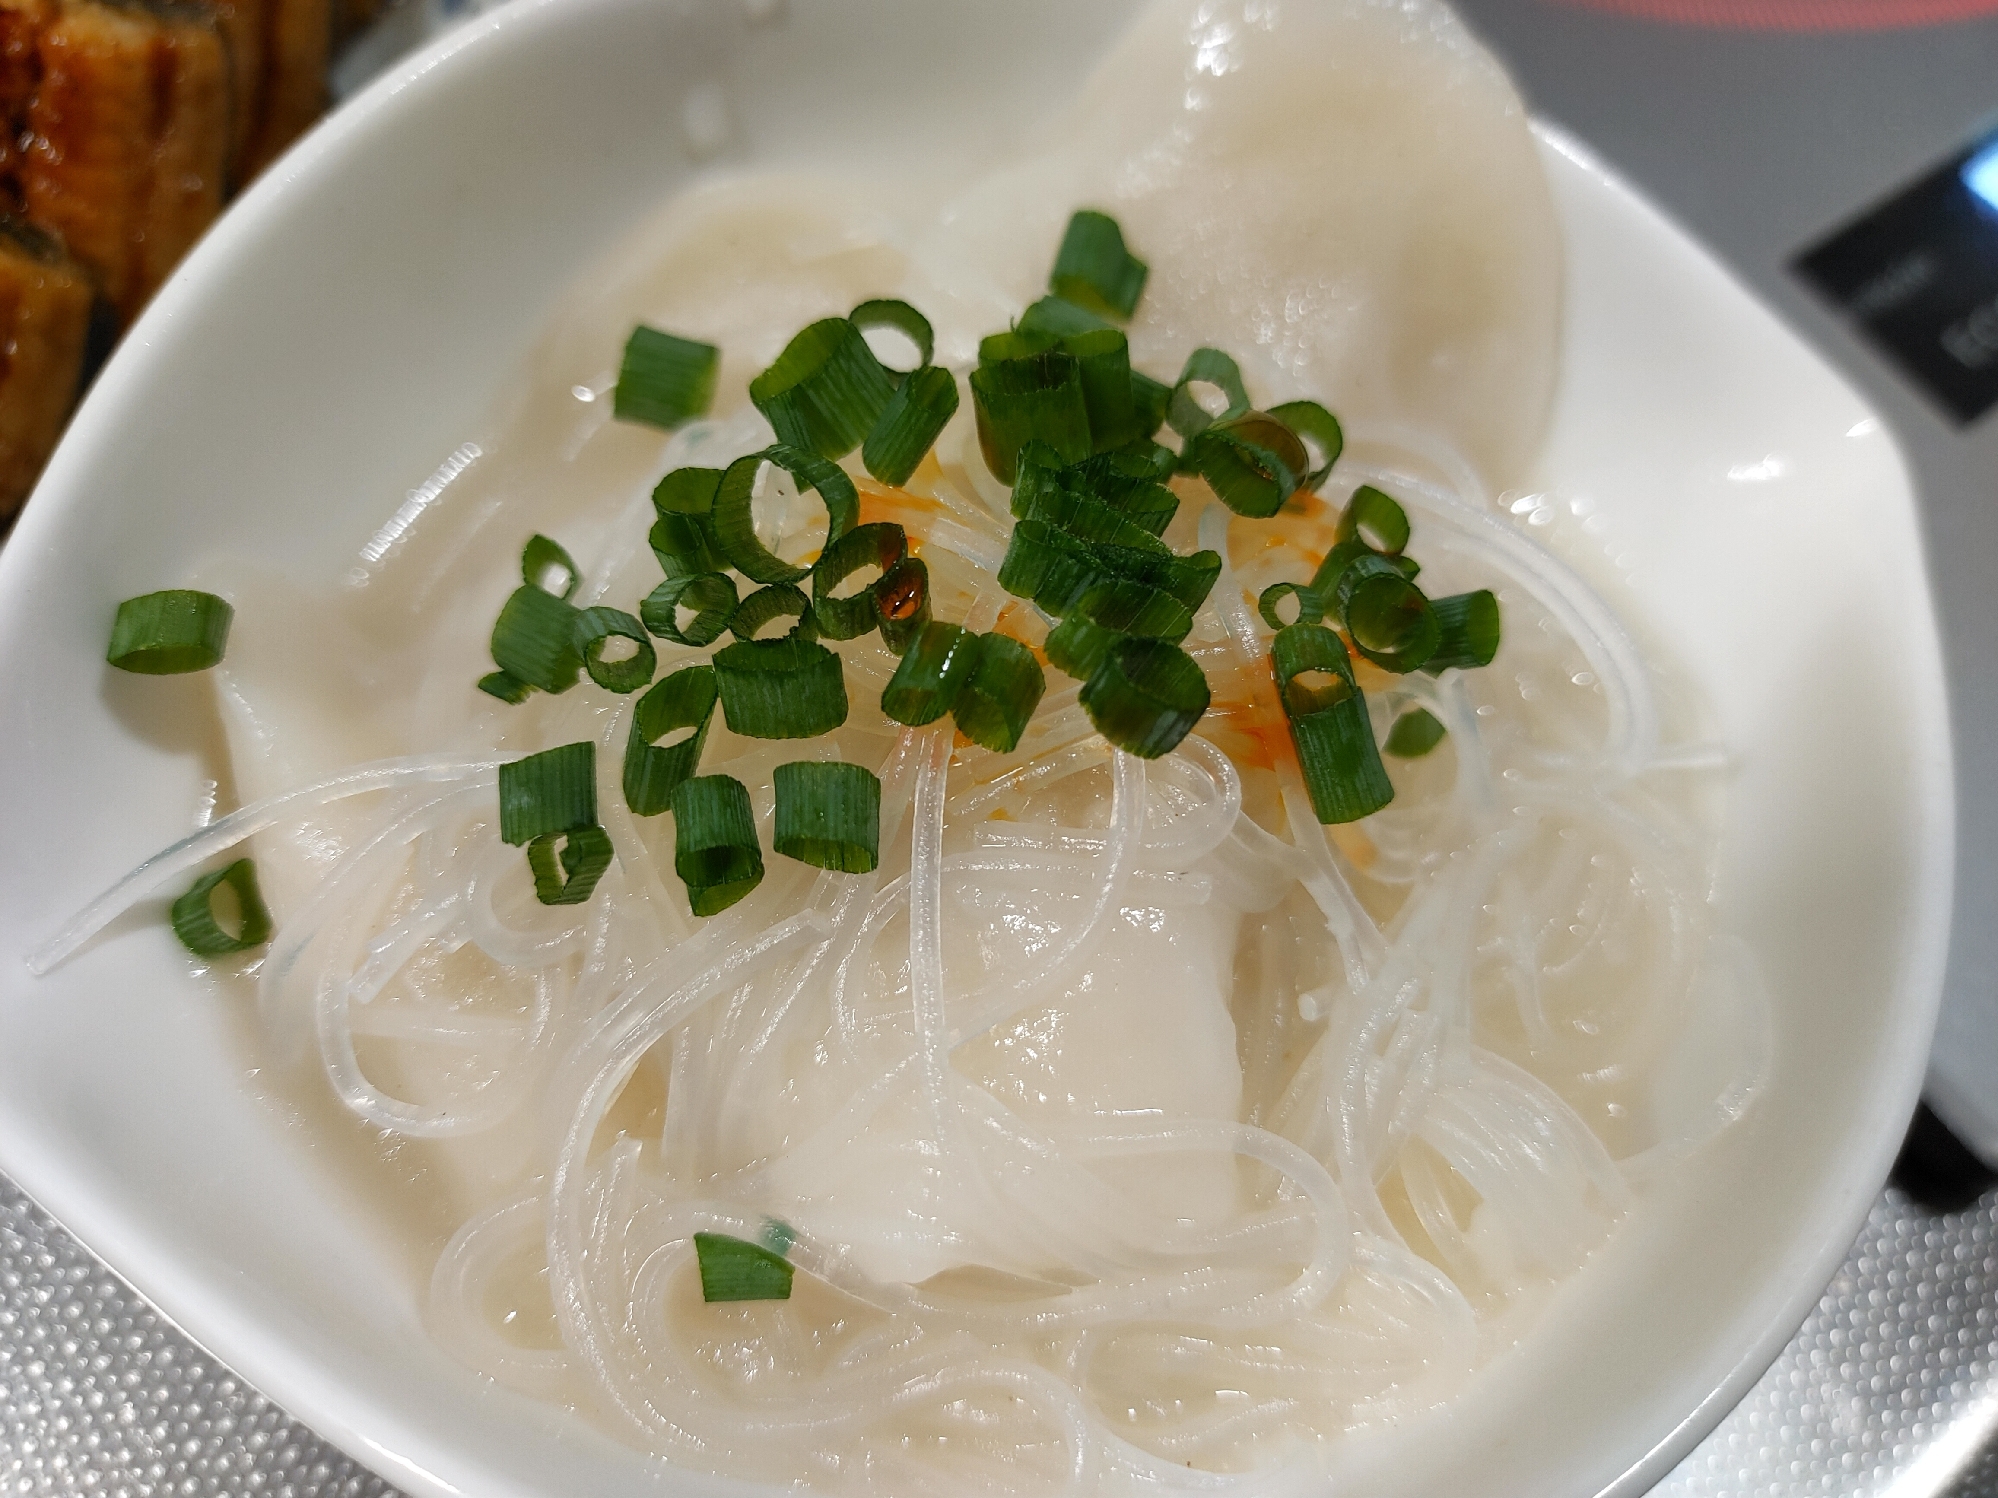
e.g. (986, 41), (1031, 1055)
(624, 664), (717, 816)
(1310, 535), (1417, 601)
(880, 621), (979, 726)
(1186, 410), (1309, 518)
(1336, 554), (1439, 673)
(812, 522), (907, 641)
(107, 590), (234, 675)
(1044, 579), (1193, 683)
(672, 775), (764, 916)
(1385, 706), (1448, 758)
(522, 534), (581, 599)
(749, 317), (895, 461)
(1080, 637), (1210, 759)
(863, 364), (959, 487)
(1272, 624), (1392, 824)
(953, 634), (1047, 753)
(650, 468), (727, 578)
(728, 583), (817, 642)
(1167, 347), (1250, 440)
(694, 1230), (793, 1301)
(713, 445), (859, 585)
(873, 555), (932, 656)
(971, 348), (1091, 484)
(1337, 484), (1411, 554)
(170, 858), (272, 956)
(1049, 209), (1148, 322)
(998, 518), (1220, 616)
(477, 669), (534, 705)
(1258, 581), (1324, 631)
(1268, 400), (1344, 490)
(712, 635), (849, 739)
(1065, 326), (1139, 452)
(1017, 294), (1113, 338)
(848, 299), (934, 378)
(772, 760), (881, 873)
(526, 824), (613, 906)
(641, 572), (739, 648)
(490, 585), (582, 694)
(574, 607), (655, 693)
(1425, 589), (1502, 672)
(498, 741), (596, 846)
(1130, 373), (1172, 445)
(613, 325), (719, 430)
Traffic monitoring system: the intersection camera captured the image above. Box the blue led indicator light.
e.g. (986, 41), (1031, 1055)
(1962, 139), (1998, 213)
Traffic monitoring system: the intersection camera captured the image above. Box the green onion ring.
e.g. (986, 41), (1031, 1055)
(712, 635), (849, 739)
(694, 1230), (793, 1301)
(1166, 347), (1250, 440)
(477, 669), (533, 705)
(970, 348), (1091, 485)
(613, 325), (719, 431)
(170, 858), (272, 956)
(1336, 554), (1439, 673)
(1268, 399), (1344, 490)
(880, 621), (979, 726)
(1271, 624), (1393, 824)
(640, 571), (738, 648)
(490, 585), (582, 694)
(728, 583), (818, 642)
(1044, 579), (1193, 683)
(953, 633), (1047, 753)
(574, 606), (656, 693)
(1064, 326), (1139, 452)
(1385, 706), (1448, 758)
(863, 365), (959, 487)
(526, 824), (614, 906)
(1337, 484), (1411, 554)
(748, 317), (895, 461)
(812, 522), (907, 641)
(623, 664), (717, 817)
(1017, 294), (1112, 338)
(1424, 590), (1502, 672)
(1049, 209), (1149, 322)
(1257, 581), (1325, 632)
(649, 467), (727, 577)
(848, 299), (934, 378)
(713, 445), (860, 586)
(499, 741), (596, 846)
(1187, 410), (1310, 518)
(106, 589), (234, 675)
(1080, 637), (1211, 759)
(672, 774), (764, 917)
(773, 760), (881, 873)
(522, 534), (581, 599)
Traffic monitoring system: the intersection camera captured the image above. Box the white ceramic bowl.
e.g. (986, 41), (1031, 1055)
(0, 1), (1953, 1495)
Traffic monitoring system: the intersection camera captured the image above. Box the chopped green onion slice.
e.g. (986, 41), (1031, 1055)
(491, 585), (582, 694)
(624, 664), (717, 816)
(712, 635), (849, 739)
(641, 571), (738, 648)
(477, 669), (534, 705)
(1337, 484), (1411, 554)
(970, 348), (1091, 485)
(107, 590), (233, 674)
(574, 606), (656, 693)
(880, 621), (978, 726)
(672, 775), (764, 916)
(526, 824), (613, 906)
(499, 741), (596, 846)
(1337, 555), (1439, 673)
(812, 522), (907, 641)
(863, 365), (959, 487)
(1425, 590), (1502, 672)
(713, 445), (860, 585)
(613, 325), (719, 430)
(1044, 579), (1192, 683)
(1017, 294), (1112, 338)
(1258, 581), (1325, 631)
(1385, 706), (1448, 758)
(873, 555), (932, 656)
(848, 299), (934, 378)
(694, 1230), (793, 1301)
(748, 317), (895, 461)
(1049, 209), (1148, 322)
(980, 328), (1060, 364)
(1187, 410), (1309, 518)
(650, 468), (727, 577)
(1064, 326), (1139, 452)
(998, 518), (1220, 616)
(1019, 447), (1180, 534)
(773, 760), (881, 873)
(1272, 624), (1393, 824)
(728, 583), (817, 642)
(1268, 400), (1344, 490)
(1130, 370), (1172, 443)
(171, 858), (272, 956)
(1167, 347), (1250, 439)
(953, 633), (1047, 753)
(1080, 637), (1211, 759)
(522, 534), (581, 599)
(1309, 536), (1417, 600)
(1013, 482), (1170, 553)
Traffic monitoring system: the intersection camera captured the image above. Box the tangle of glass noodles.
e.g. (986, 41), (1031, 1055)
(44, 414), (1771, 1495)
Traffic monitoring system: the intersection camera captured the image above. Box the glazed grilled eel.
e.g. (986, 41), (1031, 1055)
(0, 0), (332, 522)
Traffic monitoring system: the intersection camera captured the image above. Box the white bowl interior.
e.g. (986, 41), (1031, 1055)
(0, 2), (1951, 1496)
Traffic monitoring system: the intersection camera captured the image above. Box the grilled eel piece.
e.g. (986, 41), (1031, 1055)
(0, 217), (94, 520)
(16, 0), (228, 325)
